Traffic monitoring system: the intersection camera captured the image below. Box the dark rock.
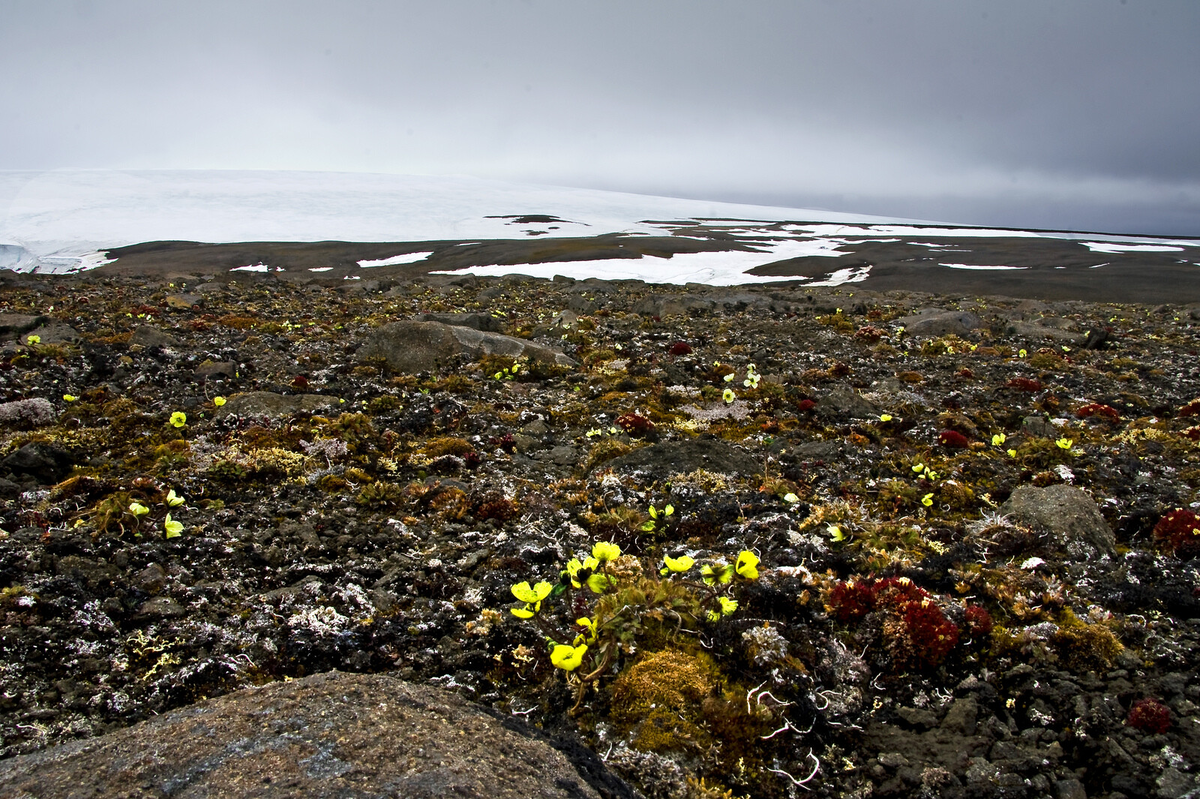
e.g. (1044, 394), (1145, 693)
(899, 309), (982, 337)
(164, 293), (202, 309)
(2, 442), (74, 484)
(129, 325), (180, 348)
(602, 437), (761, 479)
(25, 322), (79, 344)
(194, 359), (238, 379)
(415, 312), (504, 332)
(0, 313), (47, 336)
(216, 391), (342, 419)
(1000, 484), (1116, 557)
(134, 596), (185, 620)
(356, 320), (577, 373)
(814, 385), (880, 421)
(0, 671), (614, 799)
(896, 706), (938, 730)
(941, 696), (978, 736)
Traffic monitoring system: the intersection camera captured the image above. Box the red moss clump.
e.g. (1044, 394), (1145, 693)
(1077, 403), (1120, 421)
(1006, 377), (1042, 392)
(854, 325), (886, 343)
(795, 399), (817, 413)
(668, 341), (693, 356)
(1183, 426), (1200, 442)
(828, 580), (875, 623)
(616, 413), (655, 437)
(957, 368), (975, 380)
(1179, 399), (1200, 418)
(964, 605), (994, 636)
(1127, 698), (1172, 734)
(938, 429), (971, 449)
(901, 600), (960, 668)
(1153, 509), (1200, 559)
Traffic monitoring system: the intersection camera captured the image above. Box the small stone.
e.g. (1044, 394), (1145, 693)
(941, 696), (978, 736)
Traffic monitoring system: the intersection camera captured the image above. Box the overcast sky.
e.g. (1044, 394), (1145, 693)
(2, 0), (1198, 236)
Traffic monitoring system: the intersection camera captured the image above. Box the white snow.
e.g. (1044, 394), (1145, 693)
(433, 238), (855, 287)
(357, 251), (434, 268)
(1081, 241), (1188, 254)
(231, 263), (269, 273)
(2, 169), (1197, 284)
(939, 263), (1028, 271)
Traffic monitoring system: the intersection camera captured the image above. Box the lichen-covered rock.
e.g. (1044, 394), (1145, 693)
(1000, 484), (1116, 558)
(0, 397), (56, 428)
(0, 671), (619, 799)
(355, 320), (577, 373)
(601, 437), (760, 479)
(215, 391), (342, 419)
(897, 309), (982, 337)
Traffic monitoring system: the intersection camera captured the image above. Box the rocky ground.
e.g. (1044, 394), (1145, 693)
(1, 268), (1199, 798)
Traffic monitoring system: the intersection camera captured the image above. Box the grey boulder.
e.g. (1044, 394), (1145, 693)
(0, 671), (622, 799)
(999, 484), (1116, 558)
(356, 320), (577, 373)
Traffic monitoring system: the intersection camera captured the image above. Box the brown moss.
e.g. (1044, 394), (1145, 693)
(423, 436), (474, 457)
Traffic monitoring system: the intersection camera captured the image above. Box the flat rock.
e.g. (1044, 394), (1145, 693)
(129, 325), (180, 348)
(814, 385), (880, 421)
(356, 320), (577, 373)
(0, 671), (619, 799)
(1000, 484), (1116, 558)
(0, 313), (47, 336)
(898, 309), (983, 337)
(216, 391), (343, 419)
(415, 311), (503, 332)
(601, 437), (760, 479)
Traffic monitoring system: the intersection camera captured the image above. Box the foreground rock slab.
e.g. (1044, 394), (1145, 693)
(0, 671), (618, 799)
(356, 320), (577, 373)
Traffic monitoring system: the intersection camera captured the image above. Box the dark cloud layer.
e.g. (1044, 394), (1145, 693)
(2, 0), (1197, 235)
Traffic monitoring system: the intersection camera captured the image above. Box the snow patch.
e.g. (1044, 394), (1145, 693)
(357, 251), (433, 268)
(1081, 241), (1187, 254)
(938, 263), (1028, 271)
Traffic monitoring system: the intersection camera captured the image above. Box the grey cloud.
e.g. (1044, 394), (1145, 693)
(1, 0), (1197, 234)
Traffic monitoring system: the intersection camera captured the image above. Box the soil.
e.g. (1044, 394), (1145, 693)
(1, 264), (1199, 799)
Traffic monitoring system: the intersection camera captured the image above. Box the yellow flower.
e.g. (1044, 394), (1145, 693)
(164, 513), (183, 538)
(826, 524), (845, 543)
(574, 616), (598, 645)
(592, 541), (621, 563)
(922, 493), (935, 507)
(707, 596), (739, 622)
(701, 562), (734, 586)
(783, 492), (800, 504)
(213, 396), (226, 407)
(1007, 448), (1017, 457)
(1019, 349), (1027, 358)
(586, 573), (615, 594)
(661, 554), (695, 574)
(992, 433), (1006, 446)
(724, 372), (735, 383)
(723, 388), (736, 404)
(550, 643), (587, 671)
(169, 411), (187, 428)
(63, 394), (77, 402)
(735, 550), (760, 579)
(165, 489), (185, 507)
(128, 501), (150, 517)
(1056, 438), (1073, 450)
(511, 581), (554, 604)
(25, 335), (40, 345)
